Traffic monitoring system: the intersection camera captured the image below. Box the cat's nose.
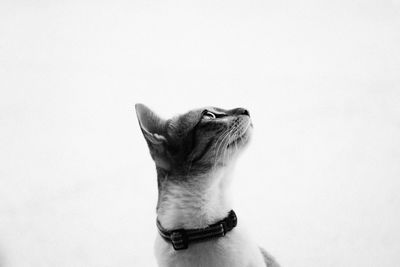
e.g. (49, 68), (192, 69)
(232, 108), (250, 116)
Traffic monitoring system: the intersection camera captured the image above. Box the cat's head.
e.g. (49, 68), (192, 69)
(135, 104), (252, 177)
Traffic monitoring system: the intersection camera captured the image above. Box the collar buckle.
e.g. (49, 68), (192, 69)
(170, 230), (188, 250)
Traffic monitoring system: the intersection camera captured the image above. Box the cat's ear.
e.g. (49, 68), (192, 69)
(135, 103), (167, 145)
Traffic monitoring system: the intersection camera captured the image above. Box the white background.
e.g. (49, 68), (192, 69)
(1, 0), (400, 266)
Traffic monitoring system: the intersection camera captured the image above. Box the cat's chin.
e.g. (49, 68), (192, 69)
(227, 124), (253, 150)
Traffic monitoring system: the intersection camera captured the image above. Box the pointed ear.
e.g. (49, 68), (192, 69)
(135, 103), (167, 145)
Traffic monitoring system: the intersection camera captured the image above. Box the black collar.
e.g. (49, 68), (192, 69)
(156, 210), (238, 250)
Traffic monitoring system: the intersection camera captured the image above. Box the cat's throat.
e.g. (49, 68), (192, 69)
(156, 171), (233, 231)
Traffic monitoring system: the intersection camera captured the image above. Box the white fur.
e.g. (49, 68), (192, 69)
(155, 166), (266, 267)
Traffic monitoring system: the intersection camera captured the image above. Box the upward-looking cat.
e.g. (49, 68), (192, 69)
(135, 104), (280, 267)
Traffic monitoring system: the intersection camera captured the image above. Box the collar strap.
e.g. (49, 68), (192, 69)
(156, 210), (237, 250)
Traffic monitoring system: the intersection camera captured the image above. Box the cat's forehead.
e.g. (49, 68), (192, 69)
(175, 106), (227, 119)
(204, 106), (227, 114)
(168, 106), (226, 134)
(183, 106), (227, 116)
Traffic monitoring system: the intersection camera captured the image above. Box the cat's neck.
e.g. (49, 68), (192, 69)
(156, 169), (233, 230)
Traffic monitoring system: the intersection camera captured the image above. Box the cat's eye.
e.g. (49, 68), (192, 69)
(203, 111), (216, 120)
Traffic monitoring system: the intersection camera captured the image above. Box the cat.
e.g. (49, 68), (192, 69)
(135, 103), (280, 267)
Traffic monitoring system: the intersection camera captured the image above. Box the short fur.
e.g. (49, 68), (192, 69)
(135, 104), (279, 267)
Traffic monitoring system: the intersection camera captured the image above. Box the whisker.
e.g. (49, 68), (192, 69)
(220, 122), (242, 166)
(213, 128), (234, 170)
(185, 118), (251, 175)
